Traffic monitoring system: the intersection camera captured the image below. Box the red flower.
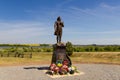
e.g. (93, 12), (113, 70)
(62, 64), (69, 71)
(63, 60), (69, 66)
(50, 63), (56, 71)
(54, 66), (59, 72)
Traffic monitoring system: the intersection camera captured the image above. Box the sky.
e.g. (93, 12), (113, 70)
(0, 0), (120, 44)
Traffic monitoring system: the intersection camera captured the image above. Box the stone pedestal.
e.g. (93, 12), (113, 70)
(51, 43), (72, 67)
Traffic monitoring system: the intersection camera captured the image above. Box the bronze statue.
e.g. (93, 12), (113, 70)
(54, 16), (64, 43)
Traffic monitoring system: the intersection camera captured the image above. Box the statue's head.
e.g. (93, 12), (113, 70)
(57, 16), (61, 21)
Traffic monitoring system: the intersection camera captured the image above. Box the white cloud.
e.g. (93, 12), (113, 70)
(100, 3), (120, 10)
(64, 30), (120, 35)
(68, 3), (120, 19)
(0, 21), (53, 43)
(71, 38), (120, 45)
(69, 7), (97, 16)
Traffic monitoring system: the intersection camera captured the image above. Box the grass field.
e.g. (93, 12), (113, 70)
(0, 52), (120, 66)
(71, 52), (120, 64)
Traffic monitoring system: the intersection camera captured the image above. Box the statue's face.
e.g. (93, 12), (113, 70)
(57, 17), (61, 21)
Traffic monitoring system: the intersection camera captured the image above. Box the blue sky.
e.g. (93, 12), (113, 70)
(0, 0), (120, 44)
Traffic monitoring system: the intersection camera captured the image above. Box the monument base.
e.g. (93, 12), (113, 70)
(49, 42), (78, 75)
(51, 42), (72, 66)
(45, 70), (83, 78)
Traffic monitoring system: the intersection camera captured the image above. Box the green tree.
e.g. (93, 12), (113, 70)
(23, 47), (28, 52)
(104, 46), (113, 51)
(66, 42), (73, 56)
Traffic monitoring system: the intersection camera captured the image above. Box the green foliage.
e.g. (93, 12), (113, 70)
(23, 47), (28, 52)
(1, 44), (120, 53)
(40, 44), (50, 47)
(0, 44), (29, 47)
(73, 45), (120, 52)
(41, 48), (53, 52)
(66, 42), (73, 56)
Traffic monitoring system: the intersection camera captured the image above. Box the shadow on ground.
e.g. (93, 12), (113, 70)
(24, 66), (49, 70)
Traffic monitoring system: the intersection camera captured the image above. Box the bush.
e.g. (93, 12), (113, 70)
(66, 42), (73, 56)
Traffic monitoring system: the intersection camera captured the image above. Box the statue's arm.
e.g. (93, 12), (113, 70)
(54, 21), (57, 31)
(61, 22), (64, 27)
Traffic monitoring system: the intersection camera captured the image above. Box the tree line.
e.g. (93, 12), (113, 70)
(0, 44), (50, 47)
(73, 45), (120, 52)
(1, 43), (120, 53)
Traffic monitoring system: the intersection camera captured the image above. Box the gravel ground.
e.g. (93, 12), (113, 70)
(0, 64), (120, 80)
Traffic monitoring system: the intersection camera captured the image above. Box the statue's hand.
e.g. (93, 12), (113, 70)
(61, 22), (64, 27)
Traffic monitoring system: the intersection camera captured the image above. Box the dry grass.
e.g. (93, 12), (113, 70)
(0, 52), (52, 66)
(0, 52), (120, 66)
(71, 52), (120, 64)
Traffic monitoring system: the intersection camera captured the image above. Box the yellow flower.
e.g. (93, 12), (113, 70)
(57, 63), (62, 67)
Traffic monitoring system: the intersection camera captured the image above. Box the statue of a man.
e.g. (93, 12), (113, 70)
(54, 16), (64, 43)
